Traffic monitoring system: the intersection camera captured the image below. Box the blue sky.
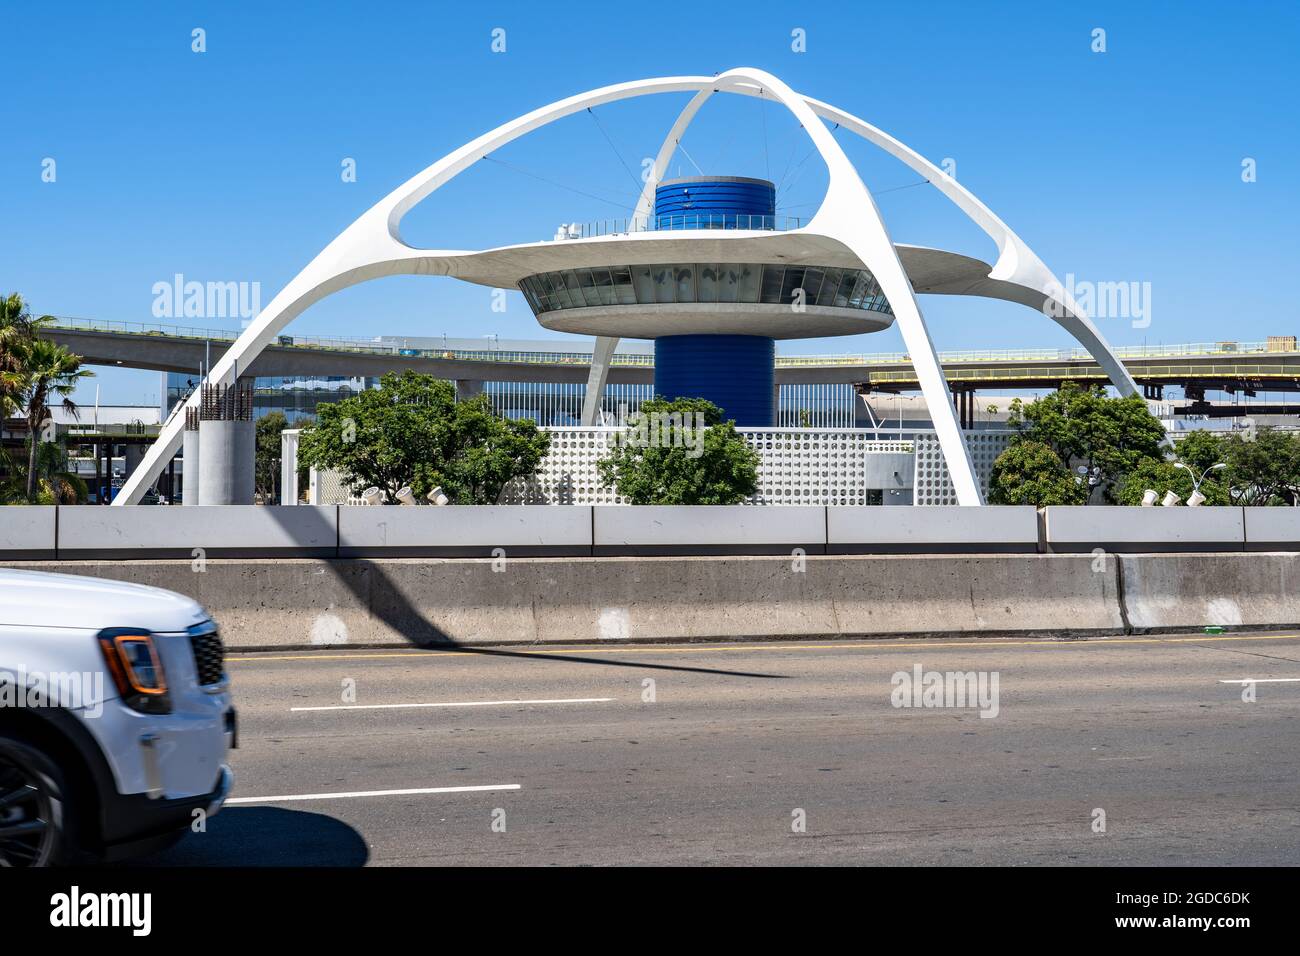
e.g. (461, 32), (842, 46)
(3, 0), (1297, 404)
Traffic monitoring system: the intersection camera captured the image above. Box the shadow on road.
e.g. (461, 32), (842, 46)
(444, 644), (788, 680)
(119, 807), (369, 867)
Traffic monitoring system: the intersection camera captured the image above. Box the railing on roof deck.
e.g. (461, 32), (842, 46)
(551, 214), (805, 240)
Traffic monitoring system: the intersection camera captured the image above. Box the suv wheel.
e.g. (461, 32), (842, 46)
(0, 737), (69, 867)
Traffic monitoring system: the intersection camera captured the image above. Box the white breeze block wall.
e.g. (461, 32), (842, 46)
(741, 430), (913, 505)
(913, 432), (1014, 506)
(310, 427), (1014, 507)
(500, 427), (922, 506)
(505, 427), (623, 504)
(309, 467), (358, 506)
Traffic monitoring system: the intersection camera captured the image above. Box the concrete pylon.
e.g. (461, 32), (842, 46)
(197, 382), (255, 505)
(123, 444), (145, 480)
(182, 407), (202, 506)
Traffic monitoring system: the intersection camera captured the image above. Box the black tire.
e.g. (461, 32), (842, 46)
(0, 735), (74, 867)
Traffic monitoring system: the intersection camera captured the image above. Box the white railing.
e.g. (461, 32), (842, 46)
(553, 214), (805, 240)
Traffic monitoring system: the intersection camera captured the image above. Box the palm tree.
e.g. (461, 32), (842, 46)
(0, 294), (54, 419)
(19, 338), (93, 502)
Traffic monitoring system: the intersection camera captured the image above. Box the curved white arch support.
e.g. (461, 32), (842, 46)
(580, 335), (621, 425)
(115, 75), (718, 505)
(576, 91), (715, 425)
(708, 68), (981, 504)
(718, 84), (1140, 398)
(632, 77), (1141, 499)
(117, 68), (1132, 507)
(633, 88), (715, 221)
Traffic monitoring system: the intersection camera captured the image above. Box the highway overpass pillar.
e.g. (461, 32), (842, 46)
(182, 407), (201, 506)
(123, 443), (145, 481)
(197, 382), (255, 505)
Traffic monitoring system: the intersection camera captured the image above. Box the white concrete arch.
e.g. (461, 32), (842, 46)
(579, 87), (714, 427)
(712, 67), (981, 503)
(116, 74), (719, 504)
(581, 69), (981, 501)
(580, 75), (1144, 488)
(650, 79), (1138, 400)
(624, 78), (1140, 401)
(117, 68), (1124, 506)
(793, 91), (1140, 400)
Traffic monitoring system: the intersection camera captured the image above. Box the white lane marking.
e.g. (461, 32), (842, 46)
(1217, 678), (1300, 684)
(228, 784), (520, 804)
(290, 696), (614, 712)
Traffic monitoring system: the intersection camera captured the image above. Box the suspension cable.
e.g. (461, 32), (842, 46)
(480, 155), (633, 212)
(586, 107), (644, 193)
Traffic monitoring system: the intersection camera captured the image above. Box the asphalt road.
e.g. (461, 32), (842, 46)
(135, 632), (1300, 866)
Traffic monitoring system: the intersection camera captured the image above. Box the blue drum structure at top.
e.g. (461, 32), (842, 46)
(653, 176), (775, 231)
(652, 176), (778, 425)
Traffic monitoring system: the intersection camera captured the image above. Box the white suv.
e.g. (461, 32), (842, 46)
(0, 568), (234, 866)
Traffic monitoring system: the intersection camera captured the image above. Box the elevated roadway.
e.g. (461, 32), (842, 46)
(43, 318), (1300, 398)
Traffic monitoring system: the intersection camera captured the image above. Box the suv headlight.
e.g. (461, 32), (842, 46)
(98, 629), (171, 714)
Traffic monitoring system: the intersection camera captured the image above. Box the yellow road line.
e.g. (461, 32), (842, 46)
(228, 632), (1300, 665)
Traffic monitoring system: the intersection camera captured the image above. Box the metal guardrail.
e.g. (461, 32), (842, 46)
(871, 362), (1300, 385)
(553, 214), (805, 239)
(61, 423), (162, 438)
(779, 342), (1300, 366)
(47, 317), (1300, 371)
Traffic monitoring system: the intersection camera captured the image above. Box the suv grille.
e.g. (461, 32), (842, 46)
(189, 629), (226, 686)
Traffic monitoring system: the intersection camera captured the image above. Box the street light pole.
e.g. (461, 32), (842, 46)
(1174, 460), (1226, 506)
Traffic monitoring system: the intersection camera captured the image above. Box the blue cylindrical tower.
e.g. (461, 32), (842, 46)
(654, 175), (775, 230)
(652, 177), (777, 426)
(654, 334), (775, 426)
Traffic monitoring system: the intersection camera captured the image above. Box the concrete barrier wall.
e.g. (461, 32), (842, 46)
(1043, 506), (1246, 553)
(6, 549), (1297, 647)
(1119, 552), (1300, 631)
(56, 505), (339, 558)
(0, 507), (56, 559)
(593, 505), (825, 555)
(339, 505), (592, 556)
(1, 553), (1125, 648)
(827, 505), (1038, 553)
(1244, 508), (1300, 551)
(5, 505), (1296, 560)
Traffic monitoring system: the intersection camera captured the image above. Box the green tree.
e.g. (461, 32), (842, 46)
(17, 338), (92, 503)
(987, 440), (1088, 505)
(297, 372), (550, 504)
(1173, 429), (1226, 474)
(597, 397), (760, 505)
(1, 439), (88, 504)
(1004, 383), (1166, 502)
(1112, 455), (1231, 506)
(1221, 427), (1300, 505)
(255, 411), (288, 503)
